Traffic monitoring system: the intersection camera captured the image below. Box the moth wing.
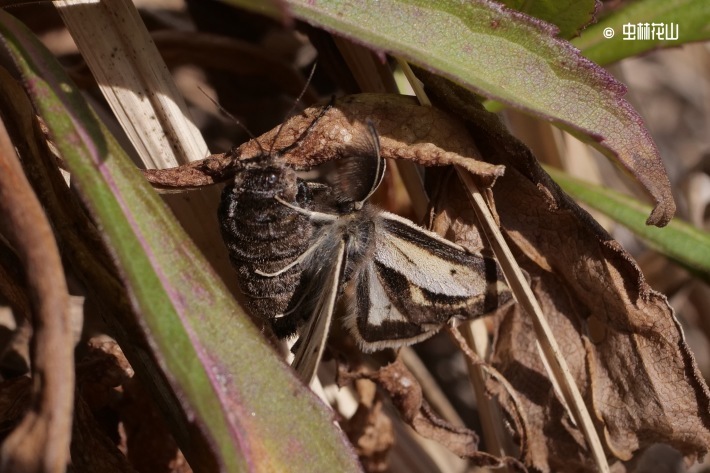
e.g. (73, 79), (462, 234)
(291, 238), (346, 384)
(332, 121), (385, 206)
(349, 211), (511, 351)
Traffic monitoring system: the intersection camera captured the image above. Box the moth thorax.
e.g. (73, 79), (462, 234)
(340, 209), (378, 286)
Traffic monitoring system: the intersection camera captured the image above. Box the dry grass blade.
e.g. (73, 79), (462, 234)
(460, 319), (513, 468)
(456, 169), (610, 473)
(53, 0), (208, 167)
(399, 347), (464, 427)
(0, 115), (74, 473)
(392, 59), (430, 221)
(53, 0), (242, 291)
(398, 58), (517, 468)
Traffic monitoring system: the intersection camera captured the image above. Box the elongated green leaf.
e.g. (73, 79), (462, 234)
(223, 0), (673, 227)
(546, 166), (710, 278)
(573, 0), (710, 66)
(500, 0), (598, 38)
(0, 11), (360, 473)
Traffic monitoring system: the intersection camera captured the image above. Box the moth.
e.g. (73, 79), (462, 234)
(219, 117), (512, 383)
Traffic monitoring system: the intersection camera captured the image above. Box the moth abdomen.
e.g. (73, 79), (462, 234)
(218, 162), (314, 322)
(224, 224), (311, 261)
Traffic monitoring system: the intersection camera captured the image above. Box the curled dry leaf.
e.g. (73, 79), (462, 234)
(341, 378), (395, 473)
(246, 94), (505, 184)
(75, 336), (189, 473)
(0, 332), (182, 473)
(143, 94), (505, 190)
(424, 85), (710, 471)
(340, 357), (525, 470)
(143, 154), (235, 190)
(120, 377), (188, 473)
(415, 65), (676, 227)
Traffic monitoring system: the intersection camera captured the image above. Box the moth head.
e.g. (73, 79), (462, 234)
(233, 158), (299, 201)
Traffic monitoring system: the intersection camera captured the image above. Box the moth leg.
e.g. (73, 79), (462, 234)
(274, 195), (337, 222)
(255, 233), (328, 277)
(272, 297), (304, 319)
(304, 182), (330, 191)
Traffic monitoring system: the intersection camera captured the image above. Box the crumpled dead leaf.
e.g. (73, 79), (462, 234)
(74, 336), (191, 473)
(423, 79), (710, 472)
(340, 378), (394, 473)
(339, 357), (526, 470)
(143, 94), (506, 191)
(0, 374), (136, 473)
(71, 395), (138, 473)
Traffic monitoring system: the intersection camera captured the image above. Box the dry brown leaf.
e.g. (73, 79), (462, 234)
(422, 80), (710, 472)
(340, 357), (525, 470)
(143, 94), (506, 191)
(73, 337), (192, 473)
(0, 351), (135, 473)
(341, 379), (395, 473)
(119, 377), (189, 473)
(244, 94), (505, 182)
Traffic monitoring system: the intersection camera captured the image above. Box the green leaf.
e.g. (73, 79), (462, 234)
(572, 0), (710, 66)
(223, 0), (674, 227)
(0, 10), (360, 473)
(500, 0), (598, 39)
(546, 166), (710, 278)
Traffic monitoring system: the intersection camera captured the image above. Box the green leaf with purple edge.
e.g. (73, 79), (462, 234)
(0, 10), (361, 473)
(500, 0), (599, 39)
(546, 166), (710, 279)
(221, 0), (674, 227)
(573, 0), (710, 66)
